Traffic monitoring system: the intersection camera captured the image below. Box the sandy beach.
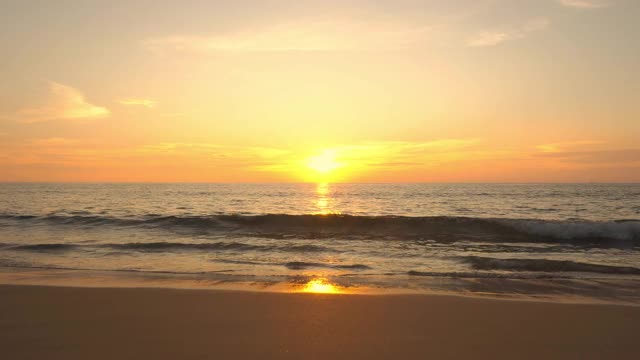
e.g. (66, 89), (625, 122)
(1, 285), (638, 360)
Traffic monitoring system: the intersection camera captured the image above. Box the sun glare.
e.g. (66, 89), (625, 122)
(307, 150), (341, 174)
(301, 278), (340, 294)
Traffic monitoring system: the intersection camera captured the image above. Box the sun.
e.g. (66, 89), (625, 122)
(307, 149), (341, 174)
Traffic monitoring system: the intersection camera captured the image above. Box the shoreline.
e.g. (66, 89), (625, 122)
(1, 265), (639, 306)
(1, 284), (639, 359)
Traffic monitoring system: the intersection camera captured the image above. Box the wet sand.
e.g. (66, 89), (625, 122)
(0, 285), (638, 359)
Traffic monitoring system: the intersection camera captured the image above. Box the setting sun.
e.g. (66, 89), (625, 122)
(306, 150), (342, 175)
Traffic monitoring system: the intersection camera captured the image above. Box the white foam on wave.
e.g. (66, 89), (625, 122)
(501, 219), (640, 241)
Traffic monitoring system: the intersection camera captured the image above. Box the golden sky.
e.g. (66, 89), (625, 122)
(0, 0), (638, 182)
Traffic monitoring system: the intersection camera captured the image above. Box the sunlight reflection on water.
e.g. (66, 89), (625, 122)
(314, 183), (340, 215)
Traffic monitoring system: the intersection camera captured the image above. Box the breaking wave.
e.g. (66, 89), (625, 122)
(7, 241), (335, 253)
(1, 213), (639, 245)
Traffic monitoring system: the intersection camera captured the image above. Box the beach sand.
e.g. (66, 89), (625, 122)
(1, 285), (638, 359)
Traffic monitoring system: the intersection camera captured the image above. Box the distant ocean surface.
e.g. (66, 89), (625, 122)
(1, 183), (639, 303)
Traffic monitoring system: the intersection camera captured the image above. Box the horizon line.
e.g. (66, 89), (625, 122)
(1, 181), (638, 185)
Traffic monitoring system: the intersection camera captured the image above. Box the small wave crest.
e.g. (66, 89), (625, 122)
(4, 241), (334, 254)
(458, 256), (640, 275)
(407, 270), (561, 279)
(498, 219), (640, 243)
(11, 244), (78, 251)
(284, 261), (371, 270)
(105, 242), (333, 253)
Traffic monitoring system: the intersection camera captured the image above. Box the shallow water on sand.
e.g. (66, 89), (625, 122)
(1, 183), (639, 303)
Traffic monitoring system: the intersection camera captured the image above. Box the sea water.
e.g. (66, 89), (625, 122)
(1, 183), (638, 302)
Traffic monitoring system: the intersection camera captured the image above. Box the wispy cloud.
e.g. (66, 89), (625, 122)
(558, 0), (611, 9)
(536, 149), (640, 166)
(135, 143), (293, 167)
(144, 20), (431, 53)
(532, 141), (640, 169)
(467, 17), (550, 47)
(265, 139), (484, 174)
(18, 82), (109, 123)
(30, 137), (80, 147)
(3, 138), (479, 172)
(130, 139), (486, 181)
(118, 99), (157, 108)
(467, 32), (512, 47)
(4, 137), (637, 182)
(536, 140), (605, 153)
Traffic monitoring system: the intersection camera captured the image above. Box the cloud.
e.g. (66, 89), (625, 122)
(4, 137), (636, 182)
(144, 20), (431, 53)
(18, 82), (109, 123)
(124, 139), (481, 177)
(533, 140), (639, 169)
(135, 143), (292, 167)
(467, 17), (549, 47)
(535, 140), (605, 153)
(558, 0), (610, 9)
(536, 149), (640, 165)
(118, 99), (156, 108)
(291, 139), (482, 170)
(30, 137), (79, 147)
(3, 138), (479, 172)
(467, 32), (512, 47)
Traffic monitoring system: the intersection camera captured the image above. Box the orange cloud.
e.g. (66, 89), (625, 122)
(467, 17), (549, 47)
(535, 140), (606, 153)
(118, 99), (157, 108)
(18, 82), (109, 123)
(558, 0), (610, 9)
(144, 20), (432, 53)
(1, 138), (638, 183)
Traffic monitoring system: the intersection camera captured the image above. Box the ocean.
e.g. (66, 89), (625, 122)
(1, 183), (638, 303)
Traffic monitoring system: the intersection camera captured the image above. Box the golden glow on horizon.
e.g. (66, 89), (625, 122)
(301, 278), (341, 294)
